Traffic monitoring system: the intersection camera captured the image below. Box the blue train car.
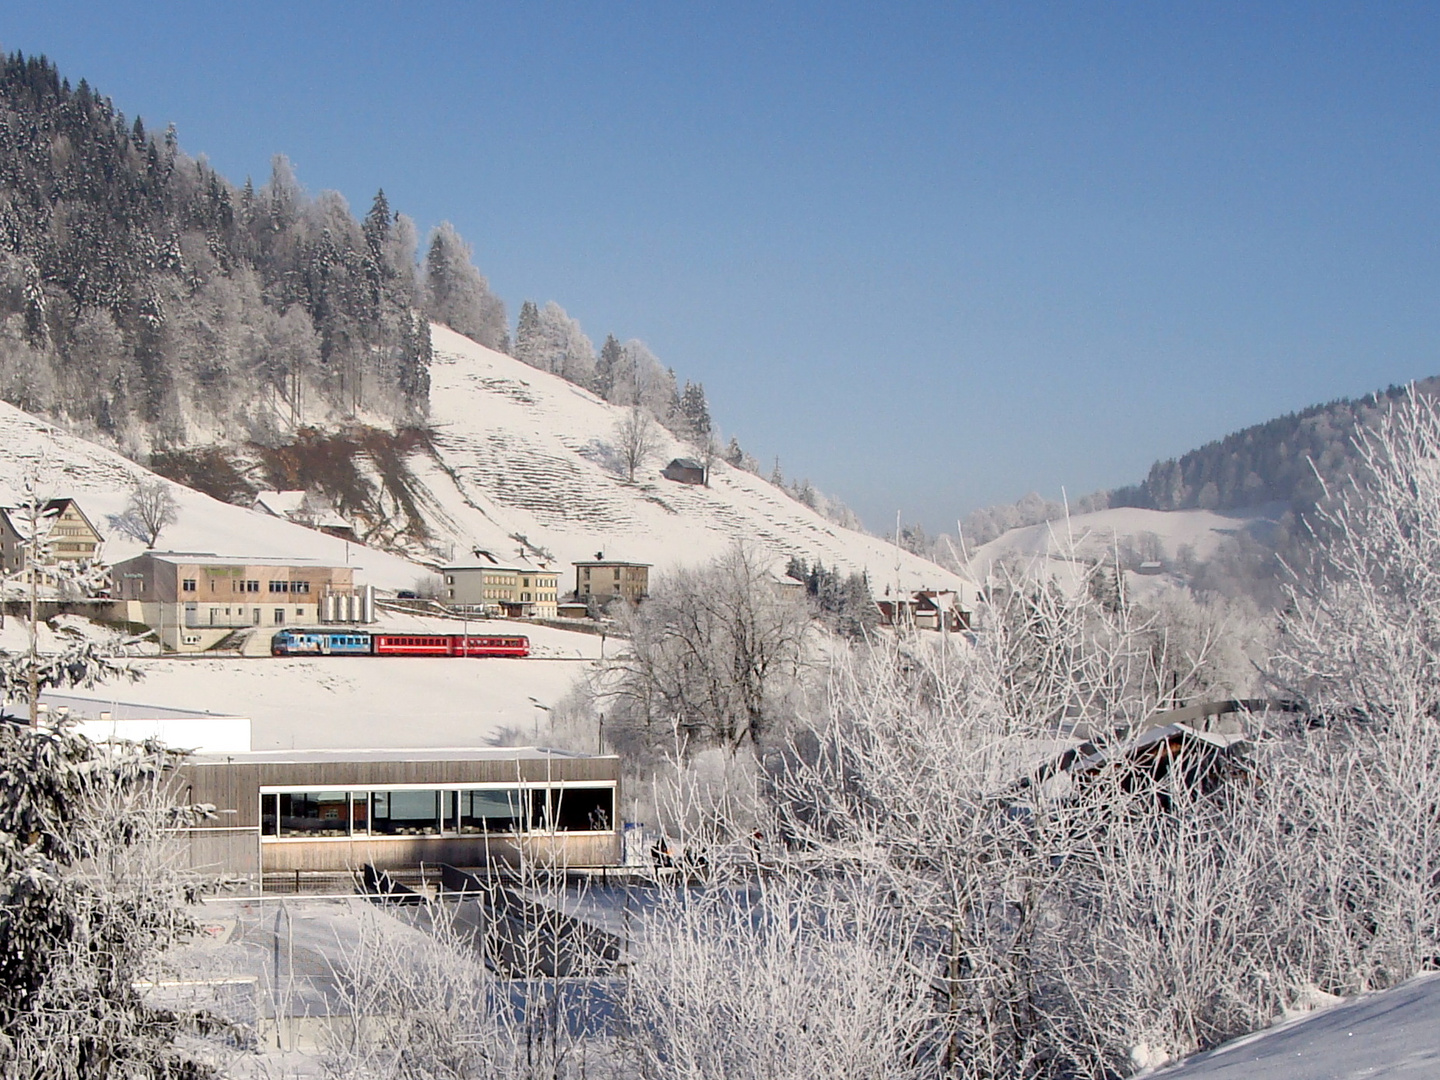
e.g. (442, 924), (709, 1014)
(271, 629), (374, 656)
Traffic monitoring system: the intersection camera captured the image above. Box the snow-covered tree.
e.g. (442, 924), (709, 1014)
(512, 300), (596, 384)
(115, 478), (178, 548)
(423, 221), (507, 350)
(615, 403), (659, 483)
(602, 545), (812, 758)
(0, 719), (213, 1078)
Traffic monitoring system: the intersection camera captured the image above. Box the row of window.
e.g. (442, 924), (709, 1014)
(180, 578), (313, 594)
(259, 786), (614, 839)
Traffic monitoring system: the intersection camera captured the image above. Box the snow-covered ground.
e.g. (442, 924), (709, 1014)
(416, 325), (969, 597)
(0, 612), (600, 751)
(1154, 972), (1440, 1078)
(73, 616), (602, 751)
(964, 505), (1277, 595)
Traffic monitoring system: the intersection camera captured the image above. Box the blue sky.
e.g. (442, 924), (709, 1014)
(6, 3), (1440, 532)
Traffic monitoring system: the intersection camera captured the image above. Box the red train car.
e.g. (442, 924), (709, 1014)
(451, 634), (530, 658)
(370, 633), (530, 658)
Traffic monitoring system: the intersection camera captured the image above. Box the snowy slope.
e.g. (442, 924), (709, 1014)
(964, 506), (1275, 594)
(412, 325), (968, 595)
(1154, 972), (1440, 1078)
(0, 401), (428, 590)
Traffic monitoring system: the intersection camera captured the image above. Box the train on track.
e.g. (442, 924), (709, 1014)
(271, 629), (530, 658)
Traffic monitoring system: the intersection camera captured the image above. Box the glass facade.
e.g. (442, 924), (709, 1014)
(259, 784), (614, 840)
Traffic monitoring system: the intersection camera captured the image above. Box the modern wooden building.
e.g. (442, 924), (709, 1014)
(175, 747), (622, 888)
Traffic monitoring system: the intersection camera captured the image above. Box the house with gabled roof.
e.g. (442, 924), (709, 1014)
(0, 498), (103, 573)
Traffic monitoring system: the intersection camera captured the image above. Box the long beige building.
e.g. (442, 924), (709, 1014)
(112, 552), (358, 651)
(442, 552), (559, 618)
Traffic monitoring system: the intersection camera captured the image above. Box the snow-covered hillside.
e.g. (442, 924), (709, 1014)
(964, 506), (1276, 594)
(0, 402), (427, 590)
(407, 325), (966, 594)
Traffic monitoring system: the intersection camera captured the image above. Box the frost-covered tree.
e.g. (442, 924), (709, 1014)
(595, 333), (623, 400)
(0, 720), (213, 1078)
(602, 545), (812, 758)
(115, 478), (178, 548)
(423, 222), (507, 350)
(615, 403), (659, 483)
(512, 300), (595, 384)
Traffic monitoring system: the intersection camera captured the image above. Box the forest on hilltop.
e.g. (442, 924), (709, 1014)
(1109, 378), (1440, 514)
(0, 52), (495, 449)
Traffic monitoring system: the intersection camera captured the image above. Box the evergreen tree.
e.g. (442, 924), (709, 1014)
(680, 380), (712, 442)
(424, 221), (507, 350)
(515, 300), (541, 367)
(725, 436), (745, 468)
(596, 334), (622, 400)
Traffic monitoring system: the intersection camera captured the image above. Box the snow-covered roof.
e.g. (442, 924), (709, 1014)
(444, 564), (557, 574)
(253, 490), (352, 531)
(32, 691), (243, 723)
(123, 552), (352, 569)
(189, 746), (609, 765)
(253, 490), (307, 517)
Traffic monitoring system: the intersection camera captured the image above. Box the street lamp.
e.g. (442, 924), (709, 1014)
(527, 696), (550, 745)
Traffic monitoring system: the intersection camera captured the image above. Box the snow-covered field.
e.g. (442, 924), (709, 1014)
(0, 613), (600, 751)
(963, 505), (1277, 595)
(58, 616), (603, 751)
(1154, 972), (1440, 1078)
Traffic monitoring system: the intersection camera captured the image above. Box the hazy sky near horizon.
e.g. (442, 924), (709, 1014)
(6, 3), (1440, 532)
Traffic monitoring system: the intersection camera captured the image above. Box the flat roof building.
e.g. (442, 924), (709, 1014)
(175, 746), (621, 889)
(112, 552), (362, 652)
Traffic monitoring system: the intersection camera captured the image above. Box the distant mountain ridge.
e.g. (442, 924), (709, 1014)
(1110, 379), (1440, 514)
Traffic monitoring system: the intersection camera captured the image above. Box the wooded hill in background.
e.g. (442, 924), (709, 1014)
(1109, 378), (1440, 514)
(0, 52), (501, 450)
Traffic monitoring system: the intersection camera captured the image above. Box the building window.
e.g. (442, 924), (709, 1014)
(245, 580), (260, 593)
(276, 791), (351, 837)
(274, 609), (285, 624)
(260, 785), (615, 841)
(182, 579), (196, 592)
(269, 581), (289, 593)
(292, 581), (310, 594)
(542, 786), (614, 832)
(371, 790), (441, 836)
(456, 789), (525, 834)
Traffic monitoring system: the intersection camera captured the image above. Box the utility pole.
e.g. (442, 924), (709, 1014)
(27, 534), (37, 727)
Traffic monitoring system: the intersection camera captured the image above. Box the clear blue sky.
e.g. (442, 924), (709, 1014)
(6, 2), (1440, 532)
